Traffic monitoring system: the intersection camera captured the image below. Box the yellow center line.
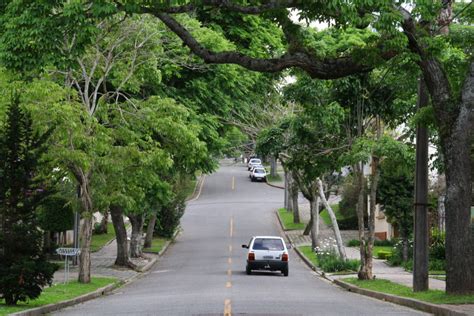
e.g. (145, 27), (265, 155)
(229, 216), (234, 237)
(224, 299), (232, 316)
(232, 176), (235, 190)
(228, 257), (232, 264)
(226, 281), (232, 288)
(229, 245), (232, 252)
(227, 269), (232, 277)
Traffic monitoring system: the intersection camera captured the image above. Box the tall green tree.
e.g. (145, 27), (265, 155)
(0, 94), (57, 305)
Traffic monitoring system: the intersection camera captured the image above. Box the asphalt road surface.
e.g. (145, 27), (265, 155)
(56, 162), (426, 316)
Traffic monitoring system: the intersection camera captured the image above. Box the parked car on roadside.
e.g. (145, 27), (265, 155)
(247, 158), (262, 170)
(250, 167), (267, 182)
(242, 236), (289, 276)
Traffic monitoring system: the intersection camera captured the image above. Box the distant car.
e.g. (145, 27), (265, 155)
(247, 158), (262, 170)
(242, 236), (289, 276)
(250, 167), (267, 182)
(248, 164), (263, 176)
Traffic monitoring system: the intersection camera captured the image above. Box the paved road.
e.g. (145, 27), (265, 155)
(56, 163), (426, 316)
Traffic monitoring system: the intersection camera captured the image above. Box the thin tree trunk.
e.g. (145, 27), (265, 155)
(355, 164), (370, 280)
(128, 214), (145, 258)
(144, 211), (158, 249)
(110, 205), (134, 268)
(366, 154), (380, 280)
(97, 211), (108, 234)
(317, 178), (346, 260)
(284, 170), (292, 212)
(270, 156), (277, 177)
(310, 195), (320, 250)
(290, 172), (300, 223)
(77, 175), (93, 284)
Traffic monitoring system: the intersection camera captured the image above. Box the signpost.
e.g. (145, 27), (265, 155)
(56, 248), (81, 283)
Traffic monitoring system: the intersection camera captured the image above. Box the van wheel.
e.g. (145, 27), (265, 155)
(282, 267), (289, 277)
(246, 266), (251, 275)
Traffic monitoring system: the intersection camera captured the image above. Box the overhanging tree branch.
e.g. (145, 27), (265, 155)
(153, 12), (373, 79)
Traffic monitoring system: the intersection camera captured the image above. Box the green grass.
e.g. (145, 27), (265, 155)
(183, 177), (198, 200)
(266, 173), (282, 183)
(344, 278), (474, 304)
(0, 277), (117, 315)
(299, 245), (319, 267)
(278, 208), (306, 230)
(90, 223), (116, 252)
(320, 204), (342, 226)
(143, 237), (169, 254)
(373, 246), (393, 258)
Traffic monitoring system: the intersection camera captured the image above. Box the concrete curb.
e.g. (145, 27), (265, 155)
(333, 279), (468, 316)
(9, 281), (123, 316)
(139, 227), (180, 272)
(186, 175), (205, 202)
(266, 181), (285, 190)
(275, 210), (469, 316)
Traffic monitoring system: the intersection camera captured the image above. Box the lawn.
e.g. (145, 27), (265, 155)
(319, 204), (343, 226)
(0, 277), (117, 316)
(344, 278), (474, 304)
(143, 237), (169, 254)
(278, 208), (306, 230)
(90, 223), (116, 252)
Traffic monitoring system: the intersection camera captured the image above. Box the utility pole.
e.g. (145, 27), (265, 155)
(413, 78), (429, 292)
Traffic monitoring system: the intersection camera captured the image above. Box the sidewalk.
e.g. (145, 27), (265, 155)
(53, 230), (158, 284)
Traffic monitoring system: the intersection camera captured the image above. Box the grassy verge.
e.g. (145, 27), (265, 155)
(266, 173), (282, 183)
(0, 277), (117, 316)
(320, 204), (342, 226)
(143, 237), (169, 254)
(299, 245), (319, 266)
(278, 208), (306, 230)
(344, 278), (474, 304)
(183, 177), (198, 200)
(90, 223), (116, 252)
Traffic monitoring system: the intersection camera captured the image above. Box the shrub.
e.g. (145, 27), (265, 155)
(429, 259), (446, 271)
(337, 216), (359, 230)
(377, 251), (392, 260)
(347, 239), (360, 247)
(37, 196), (74, 233)
(315, 237), (359, 272)
(155, 200), (185, 238)
(429, 229), (445, 261)
(388, 238), (413, 267)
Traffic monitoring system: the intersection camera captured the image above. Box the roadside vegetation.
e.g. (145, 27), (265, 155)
(0, 278), (117, 315)
(143, 237), (169, 254)
(344, 278), (474, 304)
(299, 246), (359, 274)
(278, 208), (305, 231)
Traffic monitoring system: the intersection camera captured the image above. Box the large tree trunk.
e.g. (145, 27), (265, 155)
(441, 73), (474, 294)
(110, 204), (134, 268)
(317, 178), (346, 260)
(144, 211), (158, 249)
(128, 214), (145, 258)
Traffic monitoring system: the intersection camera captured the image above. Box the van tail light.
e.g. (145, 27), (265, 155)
(248, 253), (255, 261)
(282, 253), (288, 262)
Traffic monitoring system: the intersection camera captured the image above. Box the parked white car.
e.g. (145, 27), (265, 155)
(247, 158), (262, 170)
(242, 236), (289, 276)
(250, 167), (267, 182)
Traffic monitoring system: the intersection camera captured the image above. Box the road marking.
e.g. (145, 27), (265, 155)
(228, 257), (232, 264)
(226, 281), (232, 288)
(232, 176), (235, 190)
(227, 269), (232, 277)
(229, 245), (232, 252)
(188, 175), (206, 202)
(224, 299), (232, 316)
(230, 216), (234, 237)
